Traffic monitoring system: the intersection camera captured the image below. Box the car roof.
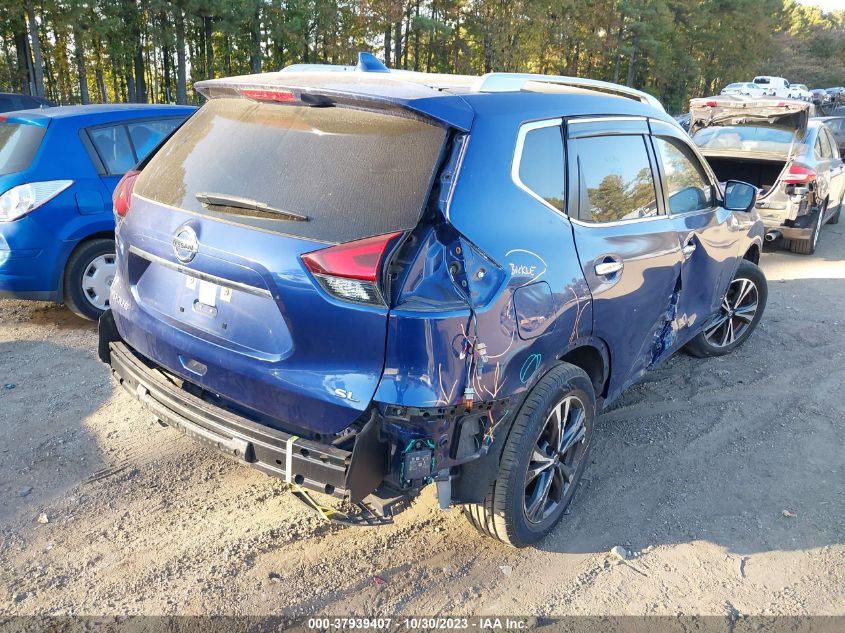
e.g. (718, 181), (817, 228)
(3, 103), (196, 127)
(196, 62), (669, 132)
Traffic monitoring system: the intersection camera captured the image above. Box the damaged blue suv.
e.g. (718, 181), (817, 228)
(99, 57), (767, 546)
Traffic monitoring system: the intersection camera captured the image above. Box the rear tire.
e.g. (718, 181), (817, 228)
(686, 259), (767, 358)
(789, 204), (824, 255)
(63, 238), (116, 321)
(827, 195), (842, 225)
(463, 363), (595, 547)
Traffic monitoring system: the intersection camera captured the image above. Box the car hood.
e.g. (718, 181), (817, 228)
(689, 98), (809, 139)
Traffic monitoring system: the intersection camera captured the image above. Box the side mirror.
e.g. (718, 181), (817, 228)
(724, 180), (758, 212)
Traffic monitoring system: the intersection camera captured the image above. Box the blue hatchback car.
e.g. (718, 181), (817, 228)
(99, 60), (767, 546)
(0, 104), (195, 319)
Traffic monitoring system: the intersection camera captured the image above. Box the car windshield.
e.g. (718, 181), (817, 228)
(725, 83), (743, 90)
(0, 122), (46, 175)
(692, 125), (798, 154)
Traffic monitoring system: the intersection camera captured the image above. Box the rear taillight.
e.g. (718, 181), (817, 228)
(301, 231), (403, 305)
(113, 169), (140, 217)
(783, 164), (816, 185)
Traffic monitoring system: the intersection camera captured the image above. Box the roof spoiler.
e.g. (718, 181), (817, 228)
(279, 52), (666, 111)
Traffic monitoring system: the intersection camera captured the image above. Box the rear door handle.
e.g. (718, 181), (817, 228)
(595, 260), (623, 276)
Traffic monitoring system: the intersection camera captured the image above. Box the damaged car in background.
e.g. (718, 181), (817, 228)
(690, 96), (845, 255)
(98, 57), (768, 547)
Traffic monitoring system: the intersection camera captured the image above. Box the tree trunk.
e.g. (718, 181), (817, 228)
(126, 66), (136, 103)
(250, 4), (262, 72)
(132, 2), (147, 103)
(393, 22), (402, 70)
(204, 15), (214, 79)
(13, 29), (29, 93)
(413, 0), (420, 71)
(625, 39), (638, 87)
(384, 26), (392, 67)
(73, 26), (89, 104)
(24, 0), (45, 97)
(175, 6), (187, 104)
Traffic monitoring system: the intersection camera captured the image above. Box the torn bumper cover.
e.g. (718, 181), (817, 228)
(99, 311), (389, 503)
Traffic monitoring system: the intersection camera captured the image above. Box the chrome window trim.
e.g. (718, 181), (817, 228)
(128, 245), (273, 299)
(511, 118), (567, 217)
(568, 115), (649, 125)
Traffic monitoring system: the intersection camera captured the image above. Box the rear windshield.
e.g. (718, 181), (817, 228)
(135, 98), (447, 243)
(692, 125), (797, 154)
(0, 123), (46, 175)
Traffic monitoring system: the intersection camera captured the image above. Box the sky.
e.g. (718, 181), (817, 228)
(796, 0), (845, 12)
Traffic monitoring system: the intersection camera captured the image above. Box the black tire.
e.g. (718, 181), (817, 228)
(827, 196), (841, 225)
(463, 363), (595, 547)
(789, 204), (824, 255)
(685, 259), (767, 358)
(63, 238), (116, 321)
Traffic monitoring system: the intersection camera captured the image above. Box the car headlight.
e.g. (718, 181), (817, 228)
(0, 180), (73, 222)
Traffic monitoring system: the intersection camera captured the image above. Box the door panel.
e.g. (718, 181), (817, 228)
(650, 130), (740, 343)
(568, 131), (684, 401)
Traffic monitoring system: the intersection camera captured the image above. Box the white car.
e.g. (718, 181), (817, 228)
(721, 82), (767, 97)
(789, 83), (813, 101)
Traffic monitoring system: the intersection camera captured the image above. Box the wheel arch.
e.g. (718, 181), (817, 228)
(743, 242), (761, 265)
(453, 339), (608, 505)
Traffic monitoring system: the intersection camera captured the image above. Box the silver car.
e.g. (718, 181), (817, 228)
(689, 96), (845, 255)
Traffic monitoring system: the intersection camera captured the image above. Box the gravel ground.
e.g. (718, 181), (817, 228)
(0, 223), (843, 618)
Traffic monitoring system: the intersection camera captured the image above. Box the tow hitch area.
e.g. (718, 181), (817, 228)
(290, 485), (409, 526)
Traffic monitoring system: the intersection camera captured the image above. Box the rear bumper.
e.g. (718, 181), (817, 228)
(105, 337), (353, 498)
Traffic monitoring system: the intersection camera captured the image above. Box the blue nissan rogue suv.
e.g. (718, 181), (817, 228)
(0, 104), (194, 320)
(99, 59), (767, 546)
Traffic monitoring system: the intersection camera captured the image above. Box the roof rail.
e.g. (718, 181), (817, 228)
(472, 73), (665, 111)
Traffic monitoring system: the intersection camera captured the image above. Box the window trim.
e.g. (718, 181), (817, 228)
(511, 118), (566, 217)
(568, 132), (665, 227)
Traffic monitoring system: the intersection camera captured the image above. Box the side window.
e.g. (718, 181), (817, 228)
(653, 137), (714, 214)
(826, 129), (841, 158)
(89, 125), (135, 174)
(576, 135), (658, 223)
(127, 119), (182, 162)
(516, 123), (565, 211)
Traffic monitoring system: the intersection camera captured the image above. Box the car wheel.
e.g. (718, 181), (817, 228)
(789, 204), (825, 255)
(685, 259), (767, 358)
(464, 363), (595, 547)
(63, 238), (116, 321)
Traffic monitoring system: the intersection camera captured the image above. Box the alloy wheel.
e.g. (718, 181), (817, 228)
(703, 277), (759, 348)
(81, 253), (116, 311)
(523, 395), (587, 524)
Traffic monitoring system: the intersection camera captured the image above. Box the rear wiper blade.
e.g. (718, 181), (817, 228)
(195, 192), (309, 222)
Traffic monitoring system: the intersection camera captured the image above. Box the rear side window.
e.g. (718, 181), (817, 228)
(575, 135), (658, 223)
(0, 123), (46, 175)
(89, 125), (135, 174)
(127, 120), (181, 161)
(653, 137), (713, 214)
(87, 118), (185, 176)
(134, 99), (447, 243)
(515, 123), (565, 211)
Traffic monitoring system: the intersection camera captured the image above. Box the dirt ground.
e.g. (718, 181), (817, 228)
(1, 224), (844, 619)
